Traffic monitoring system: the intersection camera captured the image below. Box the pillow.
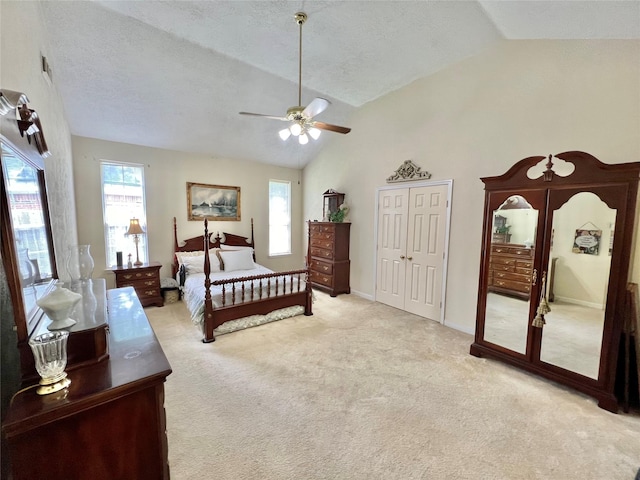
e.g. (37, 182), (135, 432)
(220, 244), (253, 252)
(218, 249), (256, 272)
(178, 250), (221, 274)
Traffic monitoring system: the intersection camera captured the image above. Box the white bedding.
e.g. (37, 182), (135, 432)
(182, 264), (306, 331)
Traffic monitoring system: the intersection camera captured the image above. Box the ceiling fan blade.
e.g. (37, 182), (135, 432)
(311, 121), (351, 134)
(302, 97), (330, 118)
(239, 112), (288, 121)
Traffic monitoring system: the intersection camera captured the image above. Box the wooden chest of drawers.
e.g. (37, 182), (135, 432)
(308, 221), (350, 297)
(3, 287), (172, 480)
(111, 262), (164, 307)
(488, 243), (534, 299)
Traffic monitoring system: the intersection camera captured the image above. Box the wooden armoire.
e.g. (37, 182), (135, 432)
(470, 151), (639, 412)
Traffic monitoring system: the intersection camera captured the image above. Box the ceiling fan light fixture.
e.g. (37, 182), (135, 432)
(308, 127), (321, 140)
(289, 123), (303, 136)
(238, 12), (351, 142)
(279, 128), (292, 141)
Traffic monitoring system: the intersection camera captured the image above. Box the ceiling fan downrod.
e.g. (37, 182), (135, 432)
(294, 12), (307, 108)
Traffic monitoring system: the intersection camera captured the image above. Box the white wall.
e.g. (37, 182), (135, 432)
(302, 40), (640, 334)
(550, 192), (616, 307)
(1, 1), (77, 277)
(72, 137), (304, 287)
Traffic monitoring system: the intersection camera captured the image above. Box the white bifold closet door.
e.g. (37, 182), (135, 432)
(376, 184), (448, 321)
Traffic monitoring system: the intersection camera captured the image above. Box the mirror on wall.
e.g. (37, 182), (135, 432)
(1, 138), (57, 336)
(483, 195), (537, 354)
(539, 192), (615, 379)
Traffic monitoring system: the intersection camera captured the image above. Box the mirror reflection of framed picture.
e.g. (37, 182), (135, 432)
(186, 182), (240, 221)
(572, 228), (601, 255)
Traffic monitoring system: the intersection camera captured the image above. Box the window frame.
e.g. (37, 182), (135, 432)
(100, 160), (148, 268)
(268, 179), (292, 257)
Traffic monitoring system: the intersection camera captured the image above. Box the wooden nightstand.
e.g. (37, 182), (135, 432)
(111, 262), (164, 307)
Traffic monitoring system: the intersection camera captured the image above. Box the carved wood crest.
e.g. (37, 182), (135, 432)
(386, 160), (431, 183)
(0, 89), (50, 158)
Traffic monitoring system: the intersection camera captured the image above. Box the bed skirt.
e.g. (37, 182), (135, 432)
(211, 305), (305, 336)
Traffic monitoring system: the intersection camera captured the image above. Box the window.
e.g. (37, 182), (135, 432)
(269, 180), (291, 256)
(101, 161), (147, 267)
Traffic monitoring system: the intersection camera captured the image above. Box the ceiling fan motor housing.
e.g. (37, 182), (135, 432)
(286, 106), (307, 122)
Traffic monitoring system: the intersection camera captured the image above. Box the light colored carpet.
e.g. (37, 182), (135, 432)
(485, 293), (604, 378)
(145, 292), (640, 480)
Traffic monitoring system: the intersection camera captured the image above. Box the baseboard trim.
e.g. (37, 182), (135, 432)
(443, 320), (474, 336)
(552, 295), (603, 310)
(351, 290), (374, 301)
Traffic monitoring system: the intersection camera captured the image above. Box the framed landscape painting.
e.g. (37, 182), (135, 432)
(187, 182), (241, 221)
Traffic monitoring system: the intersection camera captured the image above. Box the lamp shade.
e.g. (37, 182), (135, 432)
(279, 128), (292, 141)
(289, 123), (302, 136)
(308, 127), (321, 140)
(126, 218), (145, 235)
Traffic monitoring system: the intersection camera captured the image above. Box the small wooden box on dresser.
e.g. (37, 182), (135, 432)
(111, 261), (164, 307)
(308, 221), (350, 297)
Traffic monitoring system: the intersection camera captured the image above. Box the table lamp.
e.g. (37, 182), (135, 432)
(126, 218), (145, 266)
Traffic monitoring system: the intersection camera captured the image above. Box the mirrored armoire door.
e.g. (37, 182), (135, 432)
(471, 152), (640, 413)
(477, 190), (546, 357)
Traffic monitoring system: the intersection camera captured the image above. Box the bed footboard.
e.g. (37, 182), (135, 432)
(202, 269), (313, 342)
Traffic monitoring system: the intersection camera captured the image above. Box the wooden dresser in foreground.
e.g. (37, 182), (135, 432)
(308, 221), (351, 297)
(487, 243), (533, 299)
(111, 261), (164, 307)
(3, 287), (172, 480)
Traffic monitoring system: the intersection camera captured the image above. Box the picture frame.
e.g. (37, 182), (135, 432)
(572, 228), (601, 255)
(186, 182), (240, 221)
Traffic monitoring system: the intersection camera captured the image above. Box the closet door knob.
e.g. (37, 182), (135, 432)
(407, 256), (413, 261)
(400, 255), (405, 260)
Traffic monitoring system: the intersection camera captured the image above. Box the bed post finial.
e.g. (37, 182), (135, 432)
(173, 217), (178, 253)
(250, 218), (256, 261)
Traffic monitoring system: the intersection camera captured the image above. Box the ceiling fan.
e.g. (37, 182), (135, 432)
(239, 12), (351, 145)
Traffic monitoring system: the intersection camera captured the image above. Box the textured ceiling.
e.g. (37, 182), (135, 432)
(36, 1), (640, 168)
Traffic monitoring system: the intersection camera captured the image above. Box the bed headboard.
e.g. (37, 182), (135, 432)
(172, 217), (255, 276)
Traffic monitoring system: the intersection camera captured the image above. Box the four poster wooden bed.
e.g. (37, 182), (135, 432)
(172, 217), (313, 342)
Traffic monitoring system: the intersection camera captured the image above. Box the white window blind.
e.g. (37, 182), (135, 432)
(269, 180), (291, 256)
(100, 162), (147, 267)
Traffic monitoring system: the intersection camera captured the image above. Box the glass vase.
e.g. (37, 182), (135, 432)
(67, 244), (94, 285)
(28, 331), (71, 395)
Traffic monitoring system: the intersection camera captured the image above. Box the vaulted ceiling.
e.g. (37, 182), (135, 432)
(37, 1), (640, 168)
